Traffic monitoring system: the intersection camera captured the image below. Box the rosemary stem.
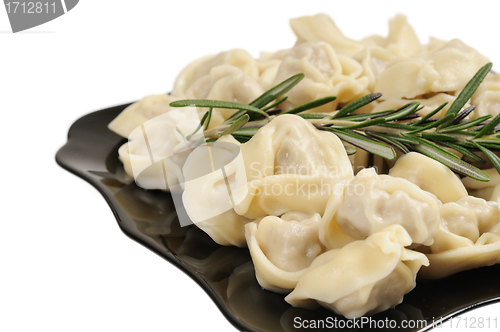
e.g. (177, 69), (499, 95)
(204, 118), (271, 138)
(362, 125), (411, 136)
(308, 119), (363, 127)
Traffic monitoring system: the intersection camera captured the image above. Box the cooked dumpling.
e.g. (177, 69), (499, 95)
(245, 212), (324, 293)
(429, 196), (499, 250)
(428, 195), (499, 253)
(432, 202), (481, 252)
(420, 196), (500, 279)
(353, 46), (395, 91)
(333, 55), (371, 103)
(256, 56), (283, 90)
(473, 89), (500, 119)
(369, 93), (468, 119)
(285, 225), (429, 318)
(374, 57), (437, 99)
(420, 229), (500, 279)
(290, 14), (364, 57)
(173, 49), (260, 96)
(388, 152), (468, 203)
(348, 148), (371, 175)
(271, 41), (339, 113)
(256, 48), (291, 89)
(181, 65), (265, 128)
(375, 38), (488, 100)
(420, 37), (447, 56)
(108, 94), (179, 138)
(109, 62), (264, 138)
(384, 14), (421, 57)
(118, 107), (202, 191)
(471, 73), (500, 118)
(455, 196), (500, 234)
(319, 179), (357, 250)
(271, 42), (369, 113)
(182, 135), (251, 247)
(335, 168), (441, 245)
(358, 14), (420, 57)
(233, 114), (354, 219)
(462, 168), (500, 201)
(426, 39), (489, 93)
(182, 114), (353, 246)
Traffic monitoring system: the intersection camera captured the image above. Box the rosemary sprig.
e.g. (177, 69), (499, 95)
(170, 99), (269, 120)
(282, 96), (336, 115)
(368, 132), (410, 154)
(438, 141), (487, 164)
(250, 73), (304, 108)
(221, 114), (250, 136)
(474, 113), (500, 138)
(440, 115), (491, 133)
(324, 128), (396, 160)
(471, 141), (500, 175)
(262, 96), (287, 112)
(202, 108), (212, 130)
(438, 62), (492, 128)
(170, 62), (497, 182)
(411, 136), (489, 181)
(451, 105), (476, 125)
(333, 93), (382, 118)
(411, 102), (447, 126)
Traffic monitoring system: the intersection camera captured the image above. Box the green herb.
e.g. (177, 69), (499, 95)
(344, 146), (357, 155)
(411, 102), (448, 126)
(170, 62), (496, 181)
(324, 128), (396, 160)
(438, 62), (492, 128)
(282, 96), (336, 115)
(262, 96), (288, 112)
(249, 73), (304, 108)
(472, 141), (500, 175)
(170, 99), (268, 120)
(474, 113), (500, 138)
(221, 114), (250, 136)
(332, 93), (382, 119)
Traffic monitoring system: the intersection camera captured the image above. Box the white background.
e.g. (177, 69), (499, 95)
(1, 1), (500, 331)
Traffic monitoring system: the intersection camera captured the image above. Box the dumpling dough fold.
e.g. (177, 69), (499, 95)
(271, 42), (369, 113)
(182, 135), (252, 247)
(245, 212), (324, 293)
(108, 94), (179, 138)
(173, 49), (260, 95)
(285, 225), (429, 319)
(290, 14), (364, 57)
(388, 152), (467, 203)
(335, 168), (441, 245)
(233, 114), (353, 219)
(419, 196), (500, 279)
(118, 107), (202, 191)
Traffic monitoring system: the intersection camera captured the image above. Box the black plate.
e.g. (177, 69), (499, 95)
(56, 104), (500, 332)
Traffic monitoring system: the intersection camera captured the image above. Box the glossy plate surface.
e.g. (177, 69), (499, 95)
(56, 104), (500, 332)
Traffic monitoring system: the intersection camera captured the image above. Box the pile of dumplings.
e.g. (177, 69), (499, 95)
(108, 14), (500, 319)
